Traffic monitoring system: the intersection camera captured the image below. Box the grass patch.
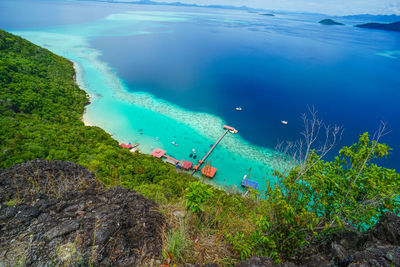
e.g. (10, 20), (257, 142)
(163, 224), (190, 263)
(6, 198), (22, 206)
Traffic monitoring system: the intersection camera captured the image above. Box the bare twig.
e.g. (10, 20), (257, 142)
(273, 106), (343, 187)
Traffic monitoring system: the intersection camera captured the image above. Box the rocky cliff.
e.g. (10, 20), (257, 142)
(0, 160), (165, 266)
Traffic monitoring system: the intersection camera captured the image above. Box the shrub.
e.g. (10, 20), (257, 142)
(185, 181), (214, 215)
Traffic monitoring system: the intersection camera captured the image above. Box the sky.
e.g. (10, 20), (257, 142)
(150, 0), (400, 15)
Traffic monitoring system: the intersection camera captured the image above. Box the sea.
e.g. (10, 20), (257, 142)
(1, 0), (399, 192)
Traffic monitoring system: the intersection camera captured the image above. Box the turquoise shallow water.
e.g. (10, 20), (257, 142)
(11, 11), (279, 192)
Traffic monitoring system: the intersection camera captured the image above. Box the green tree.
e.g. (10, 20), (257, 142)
(256, 127), (400, 259)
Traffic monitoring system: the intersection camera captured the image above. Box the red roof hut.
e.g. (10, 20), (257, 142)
(182, 161), (193, 170)
(223, 125), (235, 131)
(120, 143), (133, 149)
(201, 165), (217, 178)
(150, 148), (166, 158)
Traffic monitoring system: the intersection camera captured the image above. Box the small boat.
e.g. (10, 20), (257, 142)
(189, 154), (193, 158)
(172, 141), (178, 146)
(229, 129), (238, 134)
(236, 107), (242, 111)
(192, 148), (196, 154)
(241, 174), (258, 190)
(241, 179), (259, 190)
(281, 120), (288, 125)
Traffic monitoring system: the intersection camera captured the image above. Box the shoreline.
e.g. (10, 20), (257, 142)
(73, 62), (94, 127)
(71, 61), (258, 191)
(68, 53), (276, 190)
(71, 60), (244, 191)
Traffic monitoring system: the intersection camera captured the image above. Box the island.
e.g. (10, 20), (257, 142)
(356, 21), (400, 32)
(260, 13), (275, 16)
(319, 19), (344, 25)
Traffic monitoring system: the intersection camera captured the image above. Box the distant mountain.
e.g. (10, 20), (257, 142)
(78, 0), (400, 20)
(260, 13), (275, 17)
(342, 14), (400, 23)
(356, 21), (400, 32)
(319, 19), (344, 25)
(92, 0), (268, 12)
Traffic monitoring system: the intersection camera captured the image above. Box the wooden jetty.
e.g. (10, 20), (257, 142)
(191, 125), (237, 175)
(149, 125), (237, 177)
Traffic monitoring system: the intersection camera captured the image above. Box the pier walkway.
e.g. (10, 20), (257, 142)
(191, 125), (237, 175)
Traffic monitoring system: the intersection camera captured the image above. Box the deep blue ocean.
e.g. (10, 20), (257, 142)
(1, 0), (400, 176)
(93, 18), (400, 164)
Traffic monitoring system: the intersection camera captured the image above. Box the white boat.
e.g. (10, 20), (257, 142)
(229, 129), (238, 134)
(235, 107), (242, 111)
(192, 148), (196, 154)
(172, 141), (178, 146)
(281, 120), (288, 125)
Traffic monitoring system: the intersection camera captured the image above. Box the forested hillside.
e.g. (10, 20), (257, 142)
(0, 29), (194, 201)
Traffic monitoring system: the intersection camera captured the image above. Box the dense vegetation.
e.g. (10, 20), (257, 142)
(0, 29), (194, 201)
(1, 29), (399, 265)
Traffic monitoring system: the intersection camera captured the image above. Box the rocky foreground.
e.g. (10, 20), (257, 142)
(0, 160), (164, 266)
(1, 160), (400, 267)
